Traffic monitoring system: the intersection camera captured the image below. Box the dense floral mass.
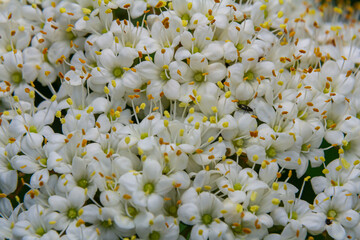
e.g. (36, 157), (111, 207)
(0, 0), (360, 239)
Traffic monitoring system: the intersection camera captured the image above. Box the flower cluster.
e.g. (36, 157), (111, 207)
(0, 0), (360, 239)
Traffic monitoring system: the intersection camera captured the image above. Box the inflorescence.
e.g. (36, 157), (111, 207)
(0, 0), (360, 239)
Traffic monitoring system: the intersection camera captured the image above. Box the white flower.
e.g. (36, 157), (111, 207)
(119, 160), (173, 213)
(13, 204), (60, 239)
(116, 0), (147, 18)
(0, 147), (17, 195)
(221, 198), (269, 239)
(111, 20), (160, 55)
(135, 214), (180, 240)
(178, 191), (228, 240)
(313, 189), (360, 240)
(176, 25), (224, 61)
(81, 204), (123, 239)
(137, 48), (181, 100)
(61, 221), (98, 240)
(311, 159), (360, 195)
(216, 160), (268, 203)
(271, 198), (326, 236)
(220, 20), (254, 62)
(304, 60), (355, 97)
(227, 49), (274, 101)
(0, 198), (21, 240)
(149, 12), (184, 49)
(0, 51), (31, 100)
(56, 156), (98, 198)
(89, 47), (140, 93)
(48, 186), (86, 231)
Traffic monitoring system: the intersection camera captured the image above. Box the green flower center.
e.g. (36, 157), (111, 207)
(301, 144), (309, 152)
(289, 211), (298, 220)
(127, 206), (138, 217)
(103, 148), (114, 155)
(233, 183), (242, 191)
(67, 208), (78, 219)
(143, 183), (155, 194)
(6, 44), (13, 52)
(101, 219), (113, 228)
(149, 231), (161, 240)
(249, 205), (259, 213)
(181, 14), (190, 21)
(107, 112), (116, 121)
(297, 110), (308, 120)
(233, 139), (244, 148)
(162, 165), (170, 174)
(264, 9), (268, 19)
(273, 125), (282, 132)
(343, 141), (351, 151)
(202, 214), (213, 225)
(140, 132), (148, 139)
(113, 67), (124, 78)
(35, 227), (45, 236)
(168, 205), (178, 217)
(266, 147), (277, 158)
(236, 43), (244, 51)
(66, 31), (76, 40)
(7, 162), (13, 170)
(160, 71), (170, 81)
(194, 72), (205, 82)
(244, 71), (254, 81)
(106, 180), (115, 189)
(323, 88), (330, 94)
(78, 179), (89, 188)
(327, 210), (337, 219)
(101, 28), (108, 34)
(29, 126), (38, 133)
(125, 42), (133, 48)
(43, 52), (49, 63)
(193, 46), (200, 53)
(326, 119), (336, 129)
(232, 224), (242, 234)
(40, 158), (47, 166)
(11, 72), (22, 84)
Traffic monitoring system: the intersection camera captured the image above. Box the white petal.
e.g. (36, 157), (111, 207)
(178, 203), (200, 225)
(326, 222), (346, 240)
(49, 195), (70, 213)
(207, 63), (226, 83)
(190, 53), (208, 72)
(169, 171), (190, 189)
(271, 208), (288, 226)
(202, 42), (224, 61)
(99, 49), (117, 70)
(12, 155), (39, 174)
(324, 130), (344, 145)
(0, 170), (17, 194)
(68, 187), (86, 209)
(301, 213), (326, 235)
(30, 169), (49, 188)
(147, 194), (164, 213)
(339, 210), (360, 228)
(129, 1), (147, 18)
(143, 160), (162, 182)
(311, 177), (327, 194)
(164, 79), (180, 100)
